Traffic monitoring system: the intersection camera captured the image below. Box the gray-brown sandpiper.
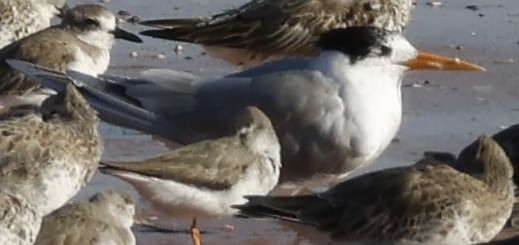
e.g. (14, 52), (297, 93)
(100, 106), (281, 218)
(0, 4), (141, 113)
(35, 191), (135, 245)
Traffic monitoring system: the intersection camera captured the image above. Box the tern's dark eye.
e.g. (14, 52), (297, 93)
(380, 46), (392, 56)
(84, 18), (99, 27)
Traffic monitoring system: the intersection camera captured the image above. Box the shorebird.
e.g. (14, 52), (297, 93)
(0, 4), (141, 113)
(0, 191), (41, 245)
(100, 106), (281, 218)
(35, 191), (135, 245)
(140, 0), (414, 68)
(0, 0), (67, 49)
(429, 124), (519, 231)
(0, 82), (101, 216)
(235, 136), (515, 244)
(7, 27), (485, 184)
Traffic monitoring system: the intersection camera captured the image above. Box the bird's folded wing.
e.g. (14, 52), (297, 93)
(102, 137), (258, 190)
(140, 0), (344, 56)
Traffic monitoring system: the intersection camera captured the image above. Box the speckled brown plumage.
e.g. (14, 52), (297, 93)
(140, 0), (413, 67)
(0, 83), (101, 216)
(0, 191), (41, 245)
(236, 136), (514, 244)
(35, 191), (135, 245)
(0, 4), (141, 97)
(0, 0), (66, 49)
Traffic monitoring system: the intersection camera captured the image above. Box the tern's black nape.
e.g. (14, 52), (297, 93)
(317, 27), (392, 63)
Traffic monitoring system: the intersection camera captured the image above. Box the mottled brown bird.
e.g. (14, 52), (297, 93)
(100, 106), (281, 218)
(140, 0), (414, 68)
(236, 136), (515, 244)
(0, 0), (67, 49)
(0, 191), (41, 245)
(35, 191), (135, 245)
(0, 4), (141, 112)
(0, 82), (101, 216)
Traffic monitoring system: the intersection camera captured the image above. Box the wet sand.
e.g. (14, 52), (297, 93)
(66, 0), (519, 244)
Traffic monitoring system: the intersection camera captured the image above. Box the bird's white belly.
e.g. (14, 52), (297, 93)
(39, 158), (90, 215)
(111, 160), (279, 218)
(68, 47), (110, 77)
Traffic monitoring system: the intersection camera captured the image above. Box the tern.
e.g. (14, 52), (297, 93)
(140, 0), (414, 68)
(6, 27), (485, 184)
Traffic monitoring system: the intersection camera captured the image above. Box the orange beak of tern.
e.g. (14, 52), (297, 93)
(403, 51), (486, 72)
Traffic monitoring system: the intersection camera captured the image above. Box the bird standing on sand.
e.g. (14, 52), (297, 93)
(0, 0), (67, 49)
(140, 0), (414, 68)
(0, 83), (101, 216)
(35, 191), (135, 245)
(235, 136), (515, 244)
(100, 106), (281, 218)
(7, 27), (485, 184)
(0, 4), (142, 112)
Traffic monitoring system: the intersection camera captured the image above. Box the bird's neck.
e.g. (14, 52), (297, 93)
(480, 152), (514, 196)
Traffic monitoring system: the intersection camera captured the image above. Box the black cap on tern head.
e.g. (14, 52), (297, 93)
(317, 27), (393, 63)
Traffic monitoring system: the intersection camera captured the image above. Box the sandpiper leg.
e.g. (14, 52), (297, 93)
(190, 218), (201, 245)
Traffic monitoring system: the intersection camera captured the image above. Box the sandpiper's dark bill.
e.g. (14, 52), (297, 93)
(112, 27), (143, 43)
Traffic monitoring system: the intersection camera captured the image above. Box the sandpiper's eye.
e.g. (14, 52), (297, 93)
(85, 18), (99, 27)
